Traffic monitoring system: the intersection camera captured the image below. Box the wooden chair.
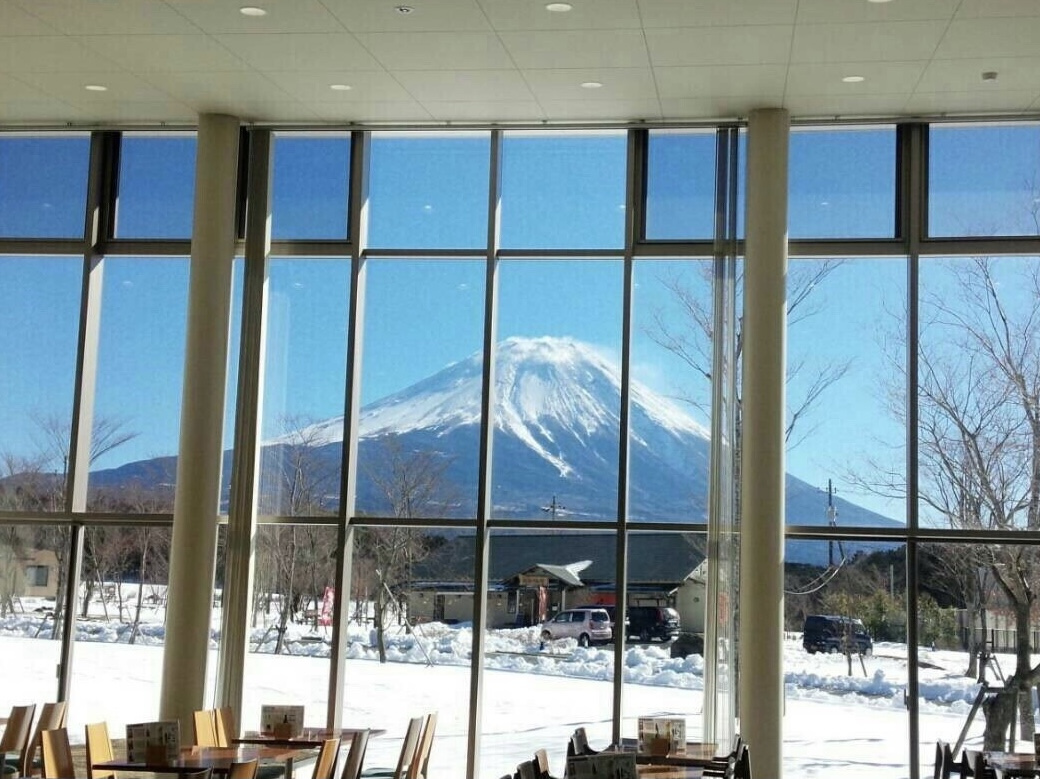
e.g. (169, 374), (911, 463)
(313, 738), (342, 779)
(0, 704), (37, 779)
(27, 703), (68, 777)
(193, 710), (219, 748)
(84, 722), (115, 779)
(963, 750), (994, 779)
(361, 717), (424, 779)
(936, 741), (953, 779)
(567, 728), (597, 759)
(40, 730), (73, 779)
(228, 759), (259, 779)
(215, 707), (237, 748)
(339, 731), (371, 779)
(407, 713), (437, 779)
(517, 761), (538, 779)
(533, 749), (553, 779)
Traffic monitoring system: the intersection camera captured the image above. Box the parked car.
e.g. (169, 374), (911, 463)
(627, 605), (681, 642)
(600, 605), (628, 641)
(802, 614), (873, 656)
(539, 607), (613, 647)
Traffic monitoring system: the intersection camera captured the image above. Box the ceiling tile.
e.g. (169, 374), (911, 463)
(905, 90), (1037, 114)
(916, 57), (1040, 93)
(654, 65), (787, 100)
(499, 29), (650, 69)
(936, 17), (1040, 58)
(0, 36), (123, 73)
(523, 67), (655, 102)
(659, 96), (763, 119)
(78, 34), (248, 72)
(422, 99), (547, 121)
(265, 71), (413, 102)
(394, 70), (537, 102)
(646, 27), (792, 67)
(356, 31), (514, 70)
(196, 97), (318, 122)
(145, 70), (293, 104)
(0, 99), (87, 122)
(538, 97), (662, 120)
(795, 0), (957, 25)
(785, 61), (928, 96)
(324, 0), (491, 32)
(783, 93), (910, 118)
(2, 3), (63, 34)
(306, 99), (433, 121)
(68, 99), (200, 122)
(791, 21), (947, 64)
(14, 0), (199, 35)
(164, 0), (346, 34)
(215, 33), (382, 71)
(15, 70), (177, 103)
(478, 0), (642, 31)
(955, 0), (1040, 19)
(639, 0), (798, 28)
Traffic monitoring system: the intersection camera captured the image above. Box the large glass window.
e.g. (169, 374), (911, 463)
(645, 130), (717, 241)
(271, 133), (351, 240)
(0, 134), (90, 238)
(115, 133), (197, 239)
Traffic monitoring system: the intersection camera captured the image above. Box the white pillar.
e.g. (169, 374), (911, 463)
(160, 114), (240, 739)
(739, 107), (789, 779)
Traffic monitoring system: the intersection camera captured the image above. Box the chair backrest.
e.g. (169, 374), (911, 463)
(571, 729), (590, 756)
(734, 744), (752, 779)
(41, 728), (74, 779)
(934, 741), (946, 779)
(194, 710), (219, 748)
(85, 722), (115, 779)
(313, 738), (342, 779)
(26, 701), (67, 776)
(533, 749), (552, 779)
(1, 704), (38, 777)
(228, 759), (259, 779)
(392, 717), (425, 779)
(407, 713), (437, 779)
(517, 760), (538, 779)
(339, 730), (371, 779)
(215, 707), (237, 748)
(936, 741), (952, 779)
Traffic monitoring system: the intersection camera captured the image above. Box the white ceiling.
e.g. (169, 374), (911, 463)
(2, 0), (1040, 126)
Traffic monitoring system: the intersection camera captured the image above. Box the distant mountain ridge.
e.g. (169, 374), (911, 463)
(87, 336), (901, 564)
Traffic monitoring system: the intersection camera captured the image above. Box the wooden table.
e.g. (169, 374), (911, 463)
(235, 728), (386, 749)
(94, 744), (317, 778)
(985, 752), (1040, 777)
(610, 740), (720, 767)
(636, 766), (704, 779)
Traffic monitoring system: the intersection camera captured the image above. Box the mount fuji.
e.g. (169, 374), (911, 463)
(90, 336), (902, 562)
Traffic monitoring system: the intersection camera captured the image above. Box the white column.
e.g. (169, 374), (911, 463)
(739, 107), (789, 779)
(160, 114), (240, 739)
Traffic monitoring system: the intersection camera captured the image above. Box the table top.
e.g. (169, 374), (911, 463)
(94, 744), (317, 775)
(235, 728), (386, 749)
(636, 766), (704, 779)
(609, 740), (720, 767)
(986, 752), (1040, 777)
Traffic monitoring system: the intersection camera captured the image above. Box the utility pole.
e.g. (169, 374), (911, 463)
(827, 479), (838, 567)
(542, 495), (565, 521)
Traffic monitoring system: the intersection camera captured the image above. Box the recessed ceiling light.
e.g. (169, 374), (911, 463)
(394, 5), (414, 13)
(546, 2), (573, 11)
(842, 75), (865, 83)
(580, 81), (603, 89)
(866, 0), (894, 4)
(239, 6), (267, 16)
(84, 84), (108, 92)
(982, 70), (999, 82)
(330, 83), (353, 91)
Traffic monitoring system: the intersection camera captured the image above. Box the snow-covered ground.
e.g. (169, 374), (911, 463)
(0, 600), (1014, 779)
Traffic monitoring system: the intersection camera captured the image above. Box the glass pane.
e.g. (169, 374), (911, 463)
(258, 259), (350, 516)
(621, 531), (705, 742)
(480, 530), (616, 779)
(241, 525), (337, 730)
(0, 134), (90, 238)
(786, 257), (907, 528)
(271, 133), (351, 240)
(87, 257), (189, 511)
(645, 130), (717, 241)
(70, 526), (172, 731)
(368, 132), (490, 249)
(918, 256), (1040, 531)
(501, 131), (627, 250)
(789, 127), (896, 239)
(0, 257), (83, 513)
(492, 260), (624, 520)
(346, 526), (473, 779)
(785, 539), (908, 778)
(356, 260), (485, 520)
(0, 526), (70, 701)
(630, 258), (713, 522)
(115, 133), (197, 239)
(929, 123), (1040, 237)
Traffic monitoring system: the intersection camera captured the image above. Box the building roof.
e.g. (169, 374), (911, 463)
(412, 532), (704, 586)
(2, 2), (1039, 126)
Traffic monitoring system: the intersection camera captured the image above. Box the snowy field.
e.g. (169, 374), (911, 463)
(0, 603), (1016, 779)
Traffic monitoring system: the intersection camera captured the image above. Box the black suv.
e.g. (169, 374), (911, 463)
(802, 614), (873, 656)
(627, 606), (681, 642)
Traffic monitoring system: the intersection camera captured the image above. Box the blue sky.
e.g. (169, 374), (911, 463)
(3, 125), (1040, 525)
